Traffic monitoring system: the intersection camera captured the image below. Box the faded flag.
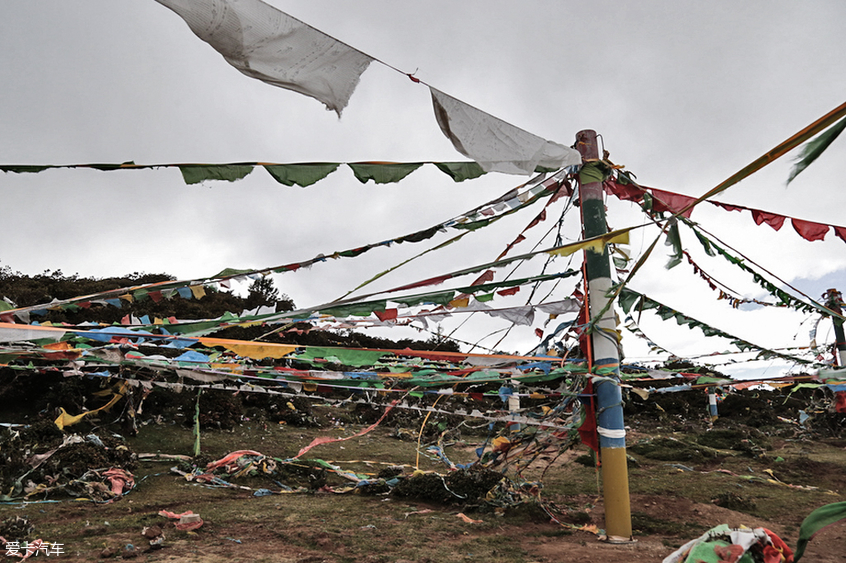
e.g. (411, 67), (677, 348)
(155, 0), (373, 116)
(430, 88), (582, 175)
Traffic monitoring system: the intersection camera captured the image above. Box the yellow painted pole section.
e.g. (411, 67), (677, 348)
(600, 447), (632, 539)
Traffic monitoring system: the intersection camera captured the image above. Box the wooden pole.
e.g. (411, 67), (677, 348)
(575, 129), (633, 541)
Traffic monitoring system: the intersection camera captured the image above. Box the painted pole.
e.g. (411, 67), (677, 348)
(708, 387), (719, 421)
(823, 289), (846, 367)
(575, 129), (633, 541)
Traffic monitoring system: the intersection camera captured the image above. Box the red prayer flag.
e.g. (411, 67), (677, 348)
(578, 380), (599, 454)
(603, 179), (643, 203)
(374, 308), (398, 322)
(649, 188), (696, 218)
(751, 209), (786, 231)
(791, 218), (829, 241)
(525, 208), (547, 230)
(548, 179), (573, 203)
(497, 287), (520, 297)
(398, 348), (467, 362)
(470, 270), (495, 286)
(710, 201), (744, 212)
(393, 274), (452, 292)
(833, 226), (846, 243)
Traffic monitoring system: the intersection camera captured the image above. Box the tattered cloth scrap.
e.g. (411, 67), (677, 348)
(456, 513), (483, 524)
(53, 383), (128, 430)
(205, 450), (265, 473)
(295, 400), (398, 458)
(158, 510), (204, 531)
(26, 434), (86, 469)
(103, 468), (135, 497)
(155, 0), (373, 116)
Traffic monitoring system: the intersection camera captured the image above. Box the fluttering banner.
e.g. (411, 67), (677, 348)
(155, 0), (373, 116)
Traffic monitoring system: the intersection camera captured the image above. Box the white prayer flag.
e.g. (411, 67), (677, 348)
(156, 0), (373, 116)
(430, 88), (582, 175)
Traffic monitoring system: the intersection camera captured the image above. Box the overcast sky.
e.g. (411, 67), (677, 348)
(1, 1), (845, 371)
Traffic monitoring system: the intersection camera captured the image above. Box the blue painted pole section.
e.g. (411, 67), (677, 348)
(595, 359), (626, 449)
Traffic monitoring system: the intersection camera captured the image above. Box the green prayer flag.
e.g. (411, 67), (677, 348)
(618, 287), (641, 314)
(337, 247), (370, 258)
(433, 162), (486, 182)
(162, 320), (223, 335)
(695, 376), (730, 385)
(392, 292), (455, 307)
(294, 347), (386, 367)
(794, 501), (846, 562)
(320, 301), (386, 317)
(264, 163), (340, 187)
(88, 161), (135, 170)
(397, 226), (441, 244)
(452, 218), (492, 231)
(665, 221), (683, 270)
(693, 229), (716, 257)
(348, 162), (423, 184)
(179, 164), (255, 185)
(788, 116), (846, 184)
(578, 162), (611, 184)
(0, 165), (52, 173)
(213, 267), (256, 278)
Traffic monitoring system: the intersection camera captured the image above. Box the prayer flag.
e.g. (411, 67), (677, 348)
(430, 87), (581, 175)
(156, 0), (373, 116)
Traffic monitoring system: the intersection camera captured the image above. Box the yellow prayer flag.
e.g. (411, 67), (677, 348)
(53, 388), (125, 430)
(448, 297), (470, 308)
(546, 229), (631, 258)
(199, 338), (297, 360)
(54, 408), (87, 430)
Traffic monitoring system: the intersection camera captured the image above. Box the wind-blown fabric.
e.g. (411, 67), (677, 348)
(430, 88), (582, 175)
(155, 0), (373, 116)
(788, 116), (846, 184)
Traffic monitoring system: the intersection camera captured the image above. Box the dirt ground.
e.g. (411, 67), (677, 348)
(5, 472), (842, 563)
(1, 383), (845, 562)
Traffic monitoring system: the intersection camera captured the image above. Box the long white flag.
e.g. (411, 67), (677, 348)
(430, 88), (582, 175)
(155, 0), (373, 116)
